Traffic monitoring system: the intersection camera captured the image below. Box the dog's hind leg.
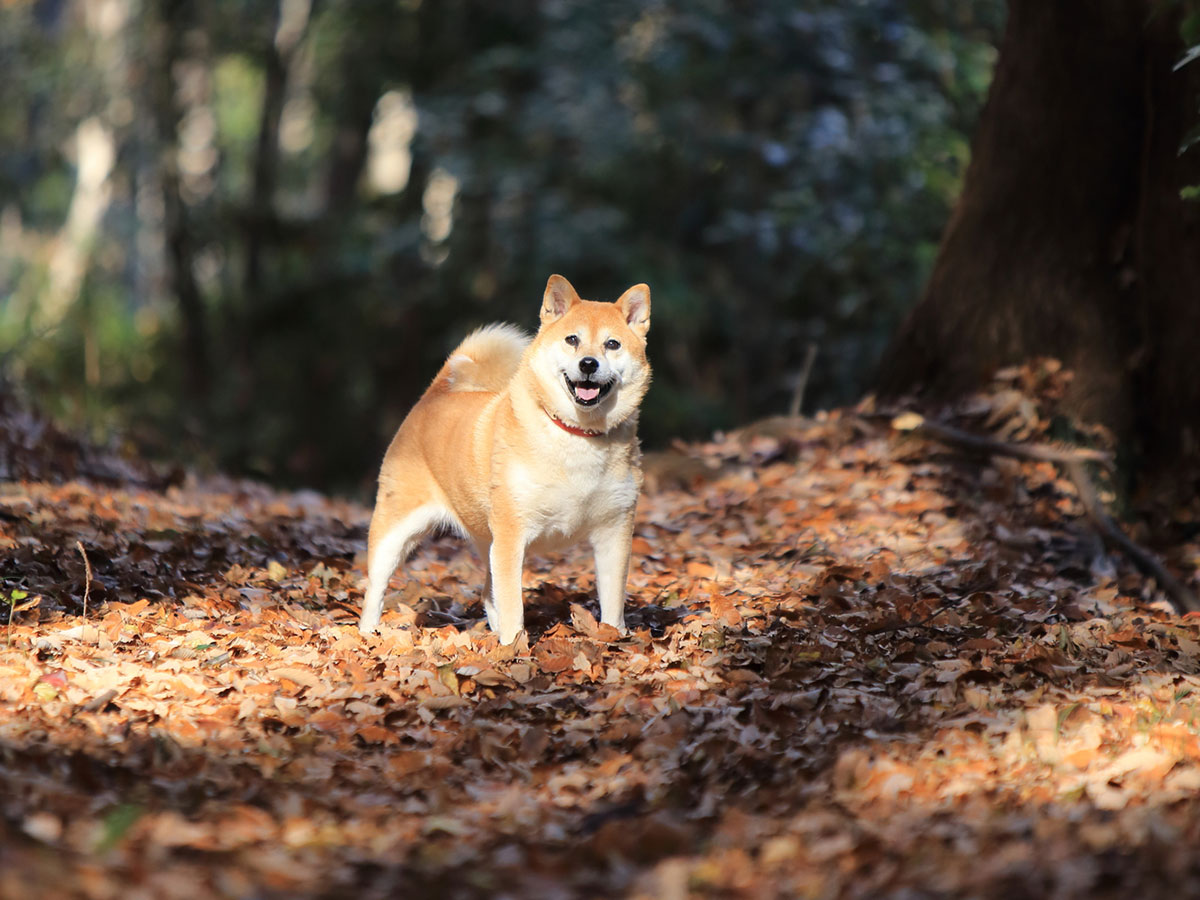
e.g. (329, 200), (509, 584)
(360, 498), (447, 634)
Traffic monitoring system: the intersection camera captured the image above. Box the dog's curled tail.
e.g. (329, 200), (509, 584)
(435, 323), (531, 394)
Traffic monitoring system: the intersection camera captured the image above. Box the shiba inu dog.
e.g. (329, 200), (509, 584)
(359, 275), (651, 644)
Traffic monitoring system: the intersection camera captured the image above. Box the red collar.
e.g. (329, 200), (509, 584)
(547, 412), (604, 438)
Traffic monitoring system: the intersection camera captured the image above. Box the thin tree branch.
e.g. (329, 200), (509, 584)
(897, 415), (1114, 468)
(1064, 460), (1200, 614)
(864, 599), (965, 635)
(76, 540), (93, 619)
(788, 342), (819, 418)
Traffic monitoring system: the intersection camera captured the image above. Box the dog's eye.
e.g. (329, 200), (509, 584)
(604, 338), (621, 351)
(565, 335), (580, 348)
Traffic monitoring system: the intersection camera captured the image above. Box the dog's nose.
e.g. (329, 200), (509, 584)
(578, 357), (599, 376)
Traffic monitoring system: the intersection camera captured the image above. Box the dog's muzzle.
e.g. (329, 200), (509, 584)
(564, 372), (613, 406)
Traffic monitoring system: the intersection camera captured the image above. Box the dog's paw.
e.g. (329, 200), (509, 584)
(599, 617), (627, 635)
(496, 628), (524, 646)
(491, 629), (530, 658)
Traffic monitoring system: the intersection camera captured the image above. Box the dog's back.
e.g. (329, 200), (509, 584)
(431, 324), (530, 395)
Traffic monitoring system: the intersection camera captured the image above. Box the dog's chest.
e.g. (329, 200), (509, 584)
(505, 449), (638, 545)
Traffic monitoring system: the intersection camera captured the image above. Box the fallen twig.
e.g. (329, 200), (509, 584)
(864, 599), (964, 635)
(894, 414), (1114, 468)
(788, 343), (819, 419)
(76, 689), (118, 715)
(76, 540), (93, 619)
(422, 608), (477, 627)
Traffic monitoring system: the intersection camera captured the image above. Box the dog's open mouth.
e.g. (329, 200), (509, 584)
(564, 374), (614, 407)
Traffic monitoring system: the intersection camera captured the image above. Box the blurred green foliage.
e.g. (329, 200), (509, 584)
(0, 0), (1002, 493)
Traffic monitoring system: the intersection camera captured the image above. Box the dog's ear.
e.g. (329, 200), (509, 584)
(616, 283), (650, 338)
(541, 275), (581, 325)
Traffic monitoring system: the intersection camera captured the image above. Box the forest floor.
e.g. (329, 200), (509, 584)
(4, 364), (1200, 899)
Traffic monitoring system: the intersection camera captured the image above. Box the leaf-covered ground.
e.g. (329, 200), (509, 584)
(4, 369), (1200, 899)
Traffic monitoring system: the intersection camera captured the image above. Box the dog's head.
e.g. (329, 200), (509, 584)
(528, 274), (651, 432)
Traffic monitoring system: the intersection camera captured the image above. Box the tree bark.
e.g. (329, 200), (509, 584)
(1136, 13), (1200, 466)
(876, 0), (1200, 474)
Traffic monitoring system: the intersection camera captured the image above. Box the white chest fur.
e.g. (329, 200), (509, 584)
(504, 444), (639, 550)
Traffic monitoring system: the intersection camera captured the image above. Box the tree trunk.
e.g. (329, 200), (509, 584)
(242, 9), (288, 300)
(321, 2), (404, 216)
(150, 0), (209, 412)
(1136, 13), (1200, 467)
(876, 0), (1200, 474)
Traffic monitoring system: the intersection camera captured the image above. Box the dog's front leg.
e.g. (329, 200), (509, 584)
(592, 515), (634, 633)
(487, 527), (526, 644)
(471, 535), (498, 634)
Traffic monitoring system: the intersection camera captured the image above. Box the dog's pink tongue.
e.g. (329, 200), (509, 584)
(576, 385), (600, 402)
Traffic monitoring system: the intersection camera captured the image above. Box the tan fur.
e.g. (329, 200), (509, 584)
(360, 275), (651, 643)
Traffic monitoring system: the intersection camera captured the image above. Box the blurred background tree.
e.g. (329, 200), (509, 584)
(0, 0), (1003, 493)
